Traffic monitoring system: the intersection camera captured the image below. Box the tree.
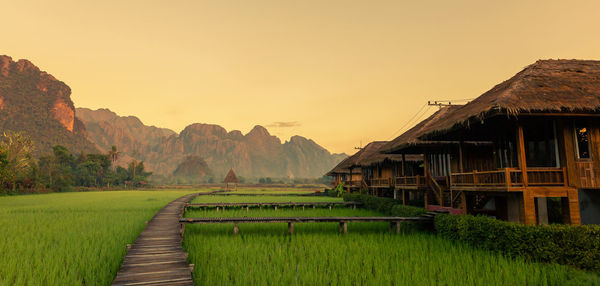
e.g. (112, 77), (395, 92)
(108, 146), (121, 167)
(0, 132), (35, 192)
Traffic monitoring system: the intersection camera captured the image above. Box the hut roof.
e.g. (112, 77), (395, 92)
(325, 156), (353, 176)
(360, 144), (423, 166)
(420, 59), (600, 138)
(223, 169), (239, 184)
(339, 141), (388, 169)
(381, 105), (465, 153)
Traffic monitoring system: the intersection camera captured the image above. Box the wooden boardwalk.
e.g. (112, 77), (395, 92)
(112, 193), (200, 286)
(180, 211), (443, 235)
(186, 201), (362, 209)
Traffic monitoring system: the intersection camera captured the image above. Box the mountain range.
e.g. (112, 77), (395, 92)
(0, 55), (345, 180)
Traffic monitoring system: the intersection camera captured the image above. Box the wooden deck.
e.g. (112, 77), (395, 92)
(112, 193), (200, 286)
(180, 212), (442, 235)
(185, 201), (362, 209)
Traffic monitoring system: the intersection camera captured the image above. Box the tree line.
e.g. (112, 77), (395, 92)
(0, 131), (151, 193)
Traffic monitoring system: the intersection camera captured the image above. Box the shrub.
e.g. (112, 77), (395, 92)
(435, 214), (600, 271)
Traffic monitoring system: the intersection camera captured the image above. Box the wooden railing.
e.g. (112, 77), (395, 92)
(344, 180), (362, 187)
(450, 167), (566, 188)
(368, 178), (392, 187)
(395, 175), (427, 188)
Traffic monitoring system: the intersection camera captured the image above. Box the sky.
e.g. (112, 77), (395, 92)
(3, 0), (600, 154)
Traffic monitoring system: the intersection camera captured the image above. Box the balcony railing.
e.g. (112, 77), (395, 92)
(344, 180), (362, 187)
(395, 175), (427, 188)
(450, 167), (567, 189)
(368, 178), (392, 187)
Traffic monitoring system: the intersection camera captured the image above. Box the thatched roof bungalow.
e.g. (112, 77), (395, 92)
(413, 59), (600, 225)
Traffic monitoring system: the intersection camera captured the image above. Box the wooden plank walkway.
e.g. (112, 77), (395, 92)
(180, 212), (442, 235)
(112, 193), (200, 286)
(185, 201), (362, 209)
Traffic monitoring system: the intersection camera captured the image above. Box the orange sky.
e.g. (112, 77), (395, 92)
(4, 0), (600, 154)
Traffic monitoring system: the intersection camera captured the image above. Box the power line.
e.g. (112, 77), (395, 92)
(387, 103), (432, 140)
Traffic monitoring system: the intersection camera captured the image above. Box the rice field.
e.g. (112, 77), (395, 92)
(184, 195), (600, 285)
(0, 190), (198, 286)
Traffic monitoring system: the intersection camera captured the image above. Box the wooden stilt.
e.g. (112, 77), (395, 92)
(563, 189), (581, 225)
(288, 222), (294, 234)
(233, 223), (239, 235)
(522, 190), (536, 225)
(389, 221), (400, 234)
(339, 222), (348, 234)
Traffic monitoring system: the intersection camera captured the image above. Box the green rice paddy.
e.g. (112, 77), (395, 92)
(1, 189), (598, 285)
(0, 190), (197, 286)
(184, 194), (600, 285)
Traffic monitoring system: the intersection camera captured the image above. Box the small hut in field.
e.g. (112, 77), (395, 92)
(223, 169), (239, 191)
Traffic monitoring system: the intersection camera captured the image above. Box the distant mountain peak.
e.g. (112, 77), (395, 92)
(0, 55), (97, 155)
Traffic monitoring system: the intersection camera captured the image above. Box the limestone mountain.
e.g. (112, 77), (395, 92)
(172, 155), (212, 183)
(77, 108), (346, 179)
(0, 55), (97, 155)
(76, 107), (176, 155)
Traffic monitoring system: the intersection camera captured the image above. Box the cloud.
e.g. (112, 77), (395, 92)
(266, 121), (301, 128)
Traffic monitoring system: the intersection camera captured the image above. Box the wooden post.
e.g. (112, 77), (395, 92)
(459, 142), (464, 173)
(517, 124), (528, 187)
(402, 189), (406, 205)
(459, 191), (467, 213)
(389, 221), (400, 234)
(563, 189), (581, 225)
(401, 153), (406, 176)
(274, 206), (277, 211)
(246, 206), (249, 212)
(424, 191), (429, 209)
(329, 205), (332, 211)
(505, 168), (511, 187)
(233, 223), (239, 235)
(522, 190), (536, 225)
(216, 207), (220, 212)
(473, 170), (478, 186)
(288, 222), (294, 234)
(339, 222), (348, 234)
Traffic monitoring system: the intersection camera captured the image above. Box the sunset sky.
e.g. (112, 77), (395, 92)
(4, 0), (600, 154)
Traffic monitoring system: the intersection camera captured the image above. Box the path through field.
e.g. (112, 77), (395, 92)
(112, 193), (199, 286)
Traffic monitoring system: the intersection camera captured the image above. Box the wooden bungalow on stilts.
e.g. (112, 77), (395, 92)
(413, 59), (600, 225)
(359, 143), (422, 199)
(325, 154), (363, 192)
(326, 157), (353, 188)
(381, 105), (492, 211)
(223, 169), (239, 191)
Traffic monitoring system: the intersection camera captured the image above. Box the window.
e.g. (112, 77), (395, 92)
(575, 123), (591, 159)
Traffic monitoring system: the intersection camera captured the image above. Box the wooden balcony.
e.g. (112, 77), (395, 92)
(450, 167), (567, 191)
(395, 175), (428, 190)
(344, 180), (362, 188)
(368, 178), (393, 188)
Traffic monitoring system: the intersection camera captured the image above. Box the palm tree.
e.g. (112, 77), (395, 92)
(108, 146), (121, 167)
(0, 132), (35, 192)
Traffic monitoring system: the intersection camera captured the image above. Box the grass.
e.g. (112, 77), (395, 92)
(184, 195), (600, 285)
(0, 190), (200, 286)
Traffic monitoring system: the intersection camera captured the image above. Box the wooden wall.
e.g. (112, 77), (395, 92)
(559, 118), (600, 189)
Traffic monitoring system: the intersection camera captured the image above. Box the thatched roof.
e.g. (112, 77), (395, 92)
(325, 156), (353, 176)
(421, 59), (600, 138)
(338, 141), (387, 169)
(381, 105), (465, 153)
(360, 146), (422, 166)
(223, 169), (239, 183)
